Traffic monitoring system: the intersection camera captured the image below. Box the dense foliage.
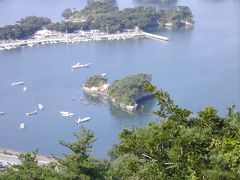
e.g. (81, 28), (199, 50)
(0, 16), (51, 40)
(1, 84), (239, 179)
(55, 3), (194, 33)
(84, 75), (108, 88)
(109, 83), (240, 179)
(0, 128), (107, 180)
(87, 0), (117, 6)
(109, 74), (152, 105)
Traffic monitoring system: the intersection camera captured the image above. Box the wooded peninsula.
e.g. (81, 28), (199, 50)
(0, 1), (194, 40)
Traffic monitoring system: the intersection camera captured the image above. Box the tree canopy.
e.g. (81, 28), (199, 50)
(84, 75), (108, 88)
(109, 73), (152, 106)
(0, 16), (51, 40)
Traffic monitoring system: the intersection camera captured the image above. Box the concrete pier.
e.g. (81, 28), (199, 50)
(142, 32), (169, 41)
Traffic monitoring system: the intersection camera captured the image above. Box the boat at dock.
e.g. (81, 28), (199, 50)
(60, 111), (74, 117)
(71, 62), (91, 69)
(25, 111), (37, 116)
(76, 117), (90, 124)
(11, 81), (24, 86)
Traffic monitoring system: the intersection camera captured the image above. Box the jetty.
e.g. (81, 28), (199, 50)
(0, 31), (169, 51)
(142, 32), (169, 41)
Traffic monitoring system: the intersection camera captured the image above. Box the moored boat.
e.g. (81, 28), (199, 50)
(25, 111), (37, 116)
(60, 111), (74, 117)
(38, 104), (44, 110)
(71, 62), (91, 69)
(20, 123), (25, 130)
(11, 81), (24, 86)
(23, 86), (27, 92)
(76, 117), (90, 124)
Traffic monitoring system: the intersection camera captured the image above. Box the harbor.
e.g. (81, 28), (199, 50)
(0, 30), (169, 51)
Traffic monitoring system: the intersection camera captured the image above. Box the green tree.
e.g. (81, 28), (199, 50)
(0, 150), (58, 180)
(109, 83), (240, 179)
(57, 127), (107, 179)
(61, 8), (73, 19)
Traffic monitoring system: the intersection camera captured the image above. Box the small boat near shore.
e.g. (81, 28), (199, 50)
(76, 117), (90, 124)
(60, 111), (74, 117)
(11, 81), (24, 86)
(25, 111), (37, 116)
(71, 62), (92, 69)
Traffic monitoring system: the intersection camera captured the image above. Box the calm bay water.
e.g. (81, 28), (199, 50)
(0, 0), (239, 157)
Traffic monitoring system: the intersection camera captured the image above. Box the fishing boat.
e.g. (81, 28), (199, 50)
(76, 117), (90, 124)
(60, 111), (74, 117)
(11, 81), (24, 86)
(20, 123), (25, 130)
(71, 62), (91, 69)
(38, 104), (44, 110)
(25, 111), (37, 116)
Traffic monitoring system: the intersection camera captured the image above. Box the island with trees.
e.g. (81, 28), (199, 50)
(59, 1), (194, 33)
(82, 74), (154, 112)
(0, 0), (194, 41)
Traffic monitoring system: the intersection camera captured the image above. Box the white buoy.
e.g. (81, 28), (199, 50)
(20, 123), (25, 130)
(38, 104), (44, 110)
(101, 73), (106, 78)
(23, 86), (27, 92)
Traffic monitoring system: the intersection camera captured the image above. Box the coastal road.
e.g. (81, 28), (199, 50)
(0, 149), (54, 166)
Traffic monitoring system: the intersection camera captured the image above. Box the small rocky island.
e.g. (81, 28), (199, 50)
(82, 74), (154, 112)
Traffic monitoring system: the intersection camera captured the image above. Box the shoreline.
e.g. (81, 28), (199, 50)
(0, 31), (169, 51)
(0, 147), (54, 166)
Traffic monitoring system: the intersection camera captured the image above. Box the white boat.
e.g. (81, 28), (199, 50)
(25, 110), (37, 116)
(60, 111), (74, 117)
(11, 81), (24, 86)
(20, 123), (25, 130)
(23, 86), (27, 92)
(0, 112), (5, 115)
(76, 117), (90, 124)
(38, 104), (44, 110)
(71, 62), (92, 69)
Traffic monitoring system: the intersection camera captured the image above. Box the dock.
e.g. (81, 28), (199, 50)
(0, 31), (169, 51)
